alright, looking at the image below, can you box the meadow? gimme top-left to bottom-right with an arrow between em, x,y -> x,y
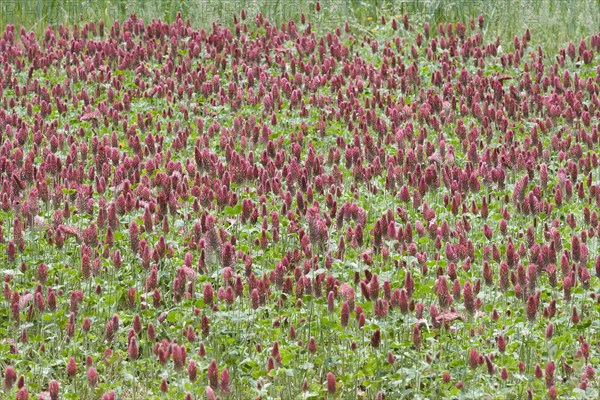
0,1 -> 599,399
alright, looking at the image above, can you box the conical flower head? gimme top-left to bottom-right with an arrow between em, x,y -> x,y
128,336 -> 139,360
207,359 -> 218,389
219,367 -> 231,393
326,372 -> 336,394
66,357 -> 77,378
87,367 -> 98,387
526,295 -> 537,322
48,380 -> 60,400
187,360 -> 197,382
203,282 -> 214,306
3,365 -> 17,389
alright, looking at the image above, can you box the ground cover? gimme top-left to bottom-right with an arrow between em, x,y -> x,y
0,6 -> 599,399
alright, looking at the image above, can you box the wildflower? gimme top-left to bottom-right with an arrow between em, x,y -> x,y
3,365 -> 17,389
81,252 -> 91,279
413,325 -> 422,350
15,387 -> 28,400
251,288 -> 260,309
497,335 -> 506,353
545,323 -> 554,340
87,367 -> 98,387
264,355 -> 275,372
201,316 -> 210,337
358,312 -> 366,329
483,262 -> 493,285
205,386 -> 216,400
526,295 -> 537,322
220,367 -> 231,393
207,359 -> 218,388
435,276 -> 451,309
308,337 -> 317,353
66,357 -> 77,378
128,336 -> 139,360
187,360 -> 197,382
485,356 -> 495,374
11,290 -> 21,322
469,349 -> 479,369
374,299 -> 388,318
128,221 -> 139,254
371,330 -> 381,348
327,291 -> 335,313
6,240 -> 16,263
546,264 -> 557,287
571,306 -> 580,324
203,282 -> 214,306
545,362 -> 555,388
132,314 -> 142,334
171,343 -> 186,371
326,372 -> 336,394
159,377 -> 168,392
585,365 -> 595,380
221,242 -> 236,269
442,372 -> 451,383
388,351 -> 396,365
534,363 -> 543,378
48,380 -> 60,400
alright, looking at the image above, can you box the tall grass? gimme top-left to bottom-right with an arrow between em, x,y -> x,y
389,0 -> 600,54
0,0 -> 598,54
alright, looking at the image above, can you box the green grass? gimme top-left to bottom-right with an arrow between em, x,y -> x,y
0,0 -> 598,55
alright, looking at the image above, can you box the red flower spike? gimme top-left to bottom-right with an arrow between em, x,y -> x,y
87,367 -> 98,387
413,325 -> 422,350
3,365 -> 17,389
66,357 -> 77,378
159,377 -> 168,392
48,380 -> 60,400
207,359 -> 218,388
220,367 -> 231,393
308,337 -> 317,353
187,360 -> 197,382
326,372 -> 336,394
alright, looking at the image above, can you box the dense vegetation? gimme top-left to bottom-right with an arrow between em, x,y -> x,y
0,3 -> 599,399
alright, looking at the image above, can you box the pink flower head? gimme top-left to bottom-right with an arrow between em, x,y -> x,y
128,336 -> 139,360
3,365 -> 17,389
326,372 -> 336,394
463,282 -> 475,314
66,357 -> 77,378
413,325 -> 422,350
308,336 -> 317,353
371,329 -> 381,348
219,367 -> 231,393
15,387 -> 28,400
526,295 -> 537,322
205,386 -> 216,400
48,380 -> 60,400
203,282 -> 214,306
545,362 -> 555,388
87,367 -> 98,387
207,359 -> 218,388
187,360 -> 197,382
469,349 -> 479,369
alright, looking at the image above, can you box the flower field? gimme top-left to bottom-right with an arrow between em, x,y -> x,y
0,6 -> 599,399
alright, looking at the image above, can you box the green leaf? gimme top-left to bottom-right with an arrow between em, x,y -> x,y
225,204 -> 242,215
